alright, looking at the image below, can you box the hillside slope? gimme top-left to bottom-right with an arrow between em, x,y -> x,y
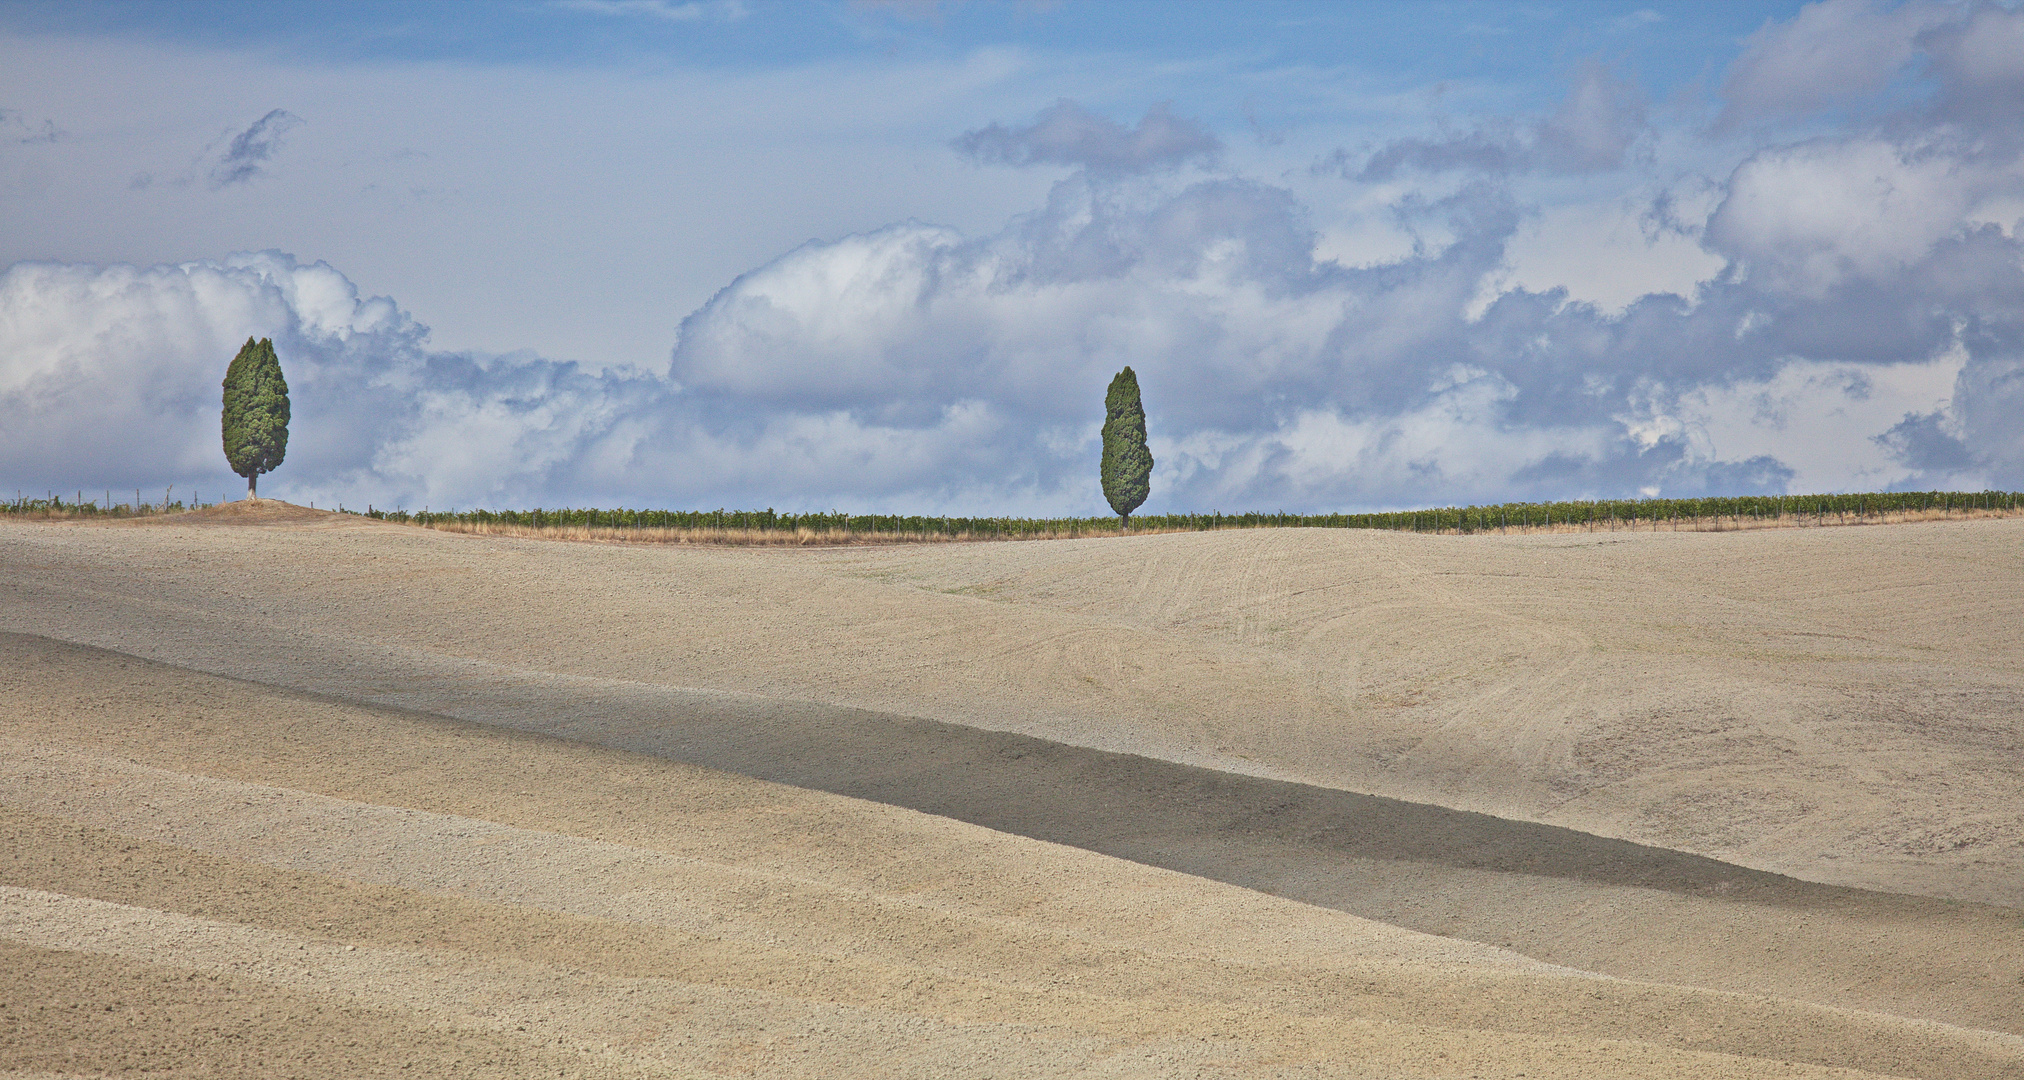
3,632 -> 2019,1079
2,512 -> 2021,1075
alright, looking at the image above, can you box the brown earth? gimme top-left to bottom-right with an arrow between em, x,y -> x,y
1,505 -> 2021,1078
139,497 -> 363,527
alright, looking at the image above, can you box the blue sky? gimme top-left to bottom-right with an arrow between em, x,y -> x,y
0,2 -> 1788,81
2,0 -> 2020,513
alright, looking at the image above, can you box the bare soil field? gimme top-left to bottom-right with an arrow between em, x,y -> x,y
2,504 -> 2021,1078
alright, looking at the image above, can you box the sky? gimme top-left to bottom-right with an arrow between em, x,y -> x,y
2,0 -> 2020,514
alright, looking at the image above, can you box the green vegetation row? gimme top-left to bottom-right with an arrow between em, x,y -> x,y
7,488 -> 2017,535
343,489 -> 2024,537
1,489 -> 213,517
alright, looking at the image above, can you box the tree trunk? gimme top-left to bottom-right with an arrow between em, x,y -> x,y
247,474 -> 257,500
1120,512 -> 1130,531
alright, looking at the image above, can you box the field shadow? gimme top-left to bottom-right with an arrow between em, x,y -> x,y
518,680 -> 1832,908
14,630 -> 2024,1043
0,631 -> 1894,912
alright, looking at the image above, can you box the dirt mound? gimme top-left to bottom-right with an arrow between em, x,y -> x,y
150,499 -> 364,527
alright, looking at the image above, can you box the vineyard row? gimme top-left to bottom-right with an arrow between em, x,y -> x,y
6,489 -> 2020,538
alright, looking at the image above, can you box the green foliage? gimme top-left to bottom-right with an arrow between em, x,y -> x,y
1100,366 -> 1152,523
1,493 -> 202,518
349,489 -> 2024,538
221,337 -> 290,482
9,487 -> 2012,533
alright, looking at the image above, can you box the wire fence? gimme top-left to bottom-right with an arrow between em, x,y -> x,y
0,487 -> 216,519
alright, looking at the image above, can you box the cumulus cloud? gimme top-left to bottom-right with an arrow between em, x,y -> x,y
8,111 -> 2018,511
1707,136 -> 2017,297
1717,0 -> 1942,127
1356,62 -> 1648,180
209,109 -> 302,188
954,100 -> 1220,175
0,253 -> 659,508
1354,128 -> 1521,181
660,65 -> 2023,508
1876,409 -> 1974,473
1920,2 -> 2024,136
1535,62 -> 1650,172
1692,1 -> 2024,493
662,150 -> 2012,510
7,14 -> 2024,515
1716,0 -> 2024,136
1937,315 -> 2024,485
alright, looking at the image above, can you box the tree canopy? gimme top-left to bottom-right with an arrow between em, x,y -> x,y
221,336 -> 289,497
1101,366 -> 1152,526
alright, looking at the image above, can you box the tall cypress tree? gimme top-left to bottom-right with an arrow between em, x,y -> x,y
221,337 -> 290,499
1100,366 -> 1152,529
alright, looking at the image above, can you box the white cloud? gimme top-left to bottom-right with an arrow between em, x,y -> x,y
1353,62 -> 1648,180
660,148 -> 2018,509
1169,370 -> 1617,511
1716,0 -> 1946,128
1928,3 -> 2024,93
1536,62 -> 1650,173
0,253 -> 656,508
0,32 -> 1062,374
954,100 -> 1222,175
1477,194 -> 1727,317
10,80 -> 2019,515
1708,136 -> 2016,297
1636,353 -> 1968,494
4,4 -> 2023,512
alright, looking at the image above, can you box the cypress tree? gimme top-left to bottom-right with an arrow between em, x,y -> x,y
1100,366 -> 1152,529
221,337 -> 290,499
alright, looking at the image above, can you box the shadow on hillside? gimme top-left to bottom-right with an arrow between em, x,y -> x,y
463,671 -> 1833,907
0,632 -> 1896,915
